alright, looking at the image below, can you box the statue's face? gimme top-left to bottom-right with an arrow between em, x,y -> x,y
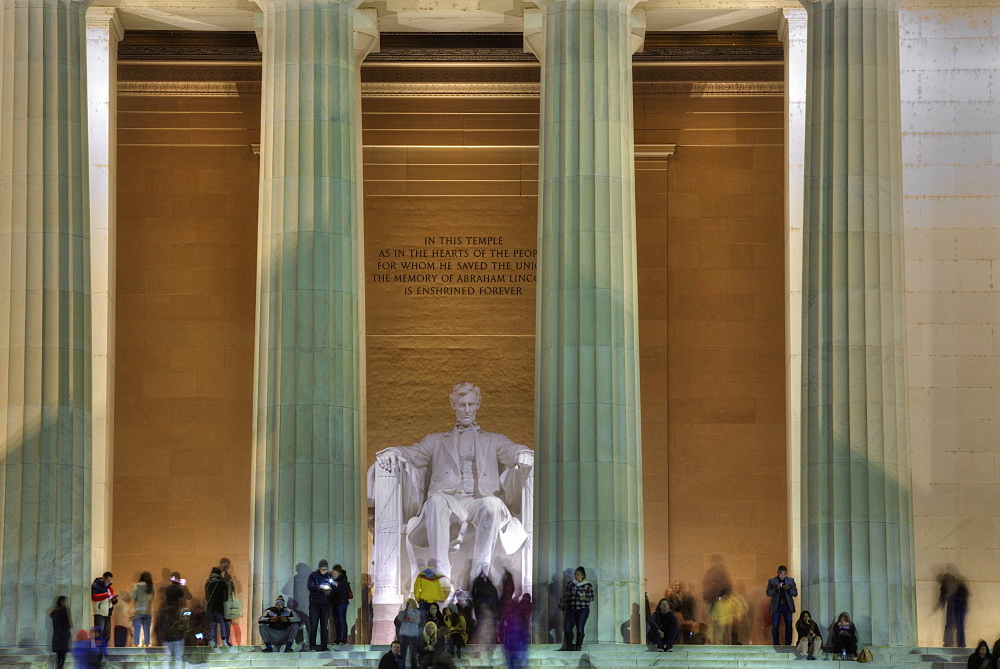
452,392 -> 480,427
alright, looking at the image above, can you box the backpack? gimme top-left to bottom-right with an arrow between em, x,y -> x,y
856,648 -> 873,663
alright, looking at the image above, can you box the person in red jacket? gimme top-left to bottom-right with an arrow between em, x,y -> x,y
91,572 -> 117,644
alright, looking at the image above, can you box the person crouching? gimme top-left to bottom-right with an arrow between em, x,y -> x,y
258,596 -> 302,653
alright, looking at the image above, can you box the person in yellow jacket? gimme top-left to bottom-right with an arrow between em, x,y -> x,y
414,567 -> 450,612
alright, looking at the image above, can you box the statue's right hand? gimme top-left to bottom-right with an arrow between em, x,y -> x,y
376,447 -> 406,472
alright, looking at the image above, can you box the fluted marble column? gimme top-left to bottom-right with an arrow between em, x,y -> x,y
251,0 -> 366,631
800,0 -> 916,646
0,0 -> 93,646
529,0 -> 645,644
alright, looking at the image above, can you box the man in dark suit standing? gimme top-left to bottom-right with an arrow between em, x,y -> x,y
766,565 -> 797,645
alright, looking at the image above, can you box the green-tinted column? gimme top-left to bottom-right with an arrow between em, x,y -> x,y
0,0 -> 93,646
800,0 -> 915,647
532,0 -> 644,645
251,0 -> 362,630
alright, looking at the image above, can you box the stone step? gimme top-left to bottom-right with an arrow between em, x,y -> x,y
0,644 -> 972,669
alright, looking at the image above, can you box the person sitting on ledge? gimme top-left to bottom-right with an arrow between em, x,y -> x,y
258,595 -> 301,653
967,640 -> 993,669
830,612 -> 857,660
647,598 -> 679,652
794,610 -> 822,661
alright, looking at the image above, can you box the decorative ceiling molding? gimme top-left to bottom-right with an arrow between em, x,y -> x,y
118,81 -> 262,96
119,63 -> 262,82
117,30 -> 782,63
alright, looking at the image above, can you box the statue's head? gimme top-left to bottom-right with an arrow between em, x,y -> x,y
449,382 -> 481,427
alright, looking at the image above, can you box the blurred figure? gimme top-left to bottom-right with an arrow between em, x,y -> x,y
765,565 -> 797,646
444,606 -> 467,659
418,621 -> 446,669
72,628 -> 105,669
967,640 -> 993,669
938,564 -> 969,648
307,559 -> 335,651
702,556 -> 732,613
330,564 -> 351,644
218,557 -> 240,641
471,568 -> 499,644
830,612 -> 857,660
380,640 -> 405,669
127,572 -> 154,647
558,566 -> 594,651
90,572 -> 117,644
647,598 -> 679,652
502,594 -> 531,669
794,610 -> 822,660
163,607 -> 191,665
204,567 -> 231,647
157,572 -> 190,646
710,589 -> 747,645
666,581 -> 695,622
258,595 -> 301,653
395,598 -> 424,669
49,596 -> 72,669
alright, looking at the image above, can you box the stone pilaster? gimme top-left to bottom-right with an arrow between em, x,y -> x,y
529,0 -> 645,645
85,3 -> 122,582
0,0 -> 93,645
250,0 -> 368,637
800,0 -> 916,646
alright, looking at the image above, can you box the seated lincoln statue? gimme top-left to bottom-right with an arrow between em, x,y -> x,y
374,382 -> 534,596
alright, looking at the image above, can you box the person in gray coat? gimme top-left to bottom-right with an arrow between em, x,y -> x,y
765,565 -> 797,645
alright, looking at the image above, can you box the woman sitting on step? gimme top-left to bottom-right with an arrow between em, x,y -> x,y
829,612 -> 857,660
794,611 -> 822,660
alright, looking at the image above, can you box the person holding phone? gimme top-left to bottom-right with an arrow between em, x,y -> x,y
307,559 -> 335,651
766,565 -> 798,646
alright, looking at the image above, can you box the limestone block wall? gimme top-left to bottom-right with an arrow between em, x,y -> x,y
635,75 -> 788,641
900,1 -> 1000,647
113,88 -> 259,640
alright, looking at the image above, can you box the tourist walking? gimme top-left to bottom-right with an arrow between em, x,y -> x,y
49,596 -> 72,669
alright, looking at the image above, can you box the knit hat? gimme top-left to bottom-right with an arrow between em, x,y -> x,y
319,559 -> 329,569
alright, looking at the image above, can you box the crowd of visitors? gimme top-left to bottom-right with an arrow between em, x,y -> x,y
47,557 -> 996,668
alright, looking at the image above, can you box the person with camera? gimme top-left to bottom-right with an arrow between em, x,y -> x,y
205,566 -> 232,647
765,565 -> 798,646
307,559 -> 335,651
163,607 -> 192,664
258,595 -> 302,653
91,572 -> 118,644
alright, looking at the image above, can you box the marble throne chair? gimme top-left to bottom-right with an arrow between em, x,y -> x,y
366,459 -> 533,644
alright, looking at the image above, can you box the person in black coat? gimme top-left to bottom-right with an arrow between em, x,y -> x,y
380,640 -> 405,669
647,598 -> 679,651
204,567 -> 231,646
49,596 -> 72,669
830,612 -> 858,659
967,640 -> 993,669
307,559 -> 335,651
331,565 -> 351,644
